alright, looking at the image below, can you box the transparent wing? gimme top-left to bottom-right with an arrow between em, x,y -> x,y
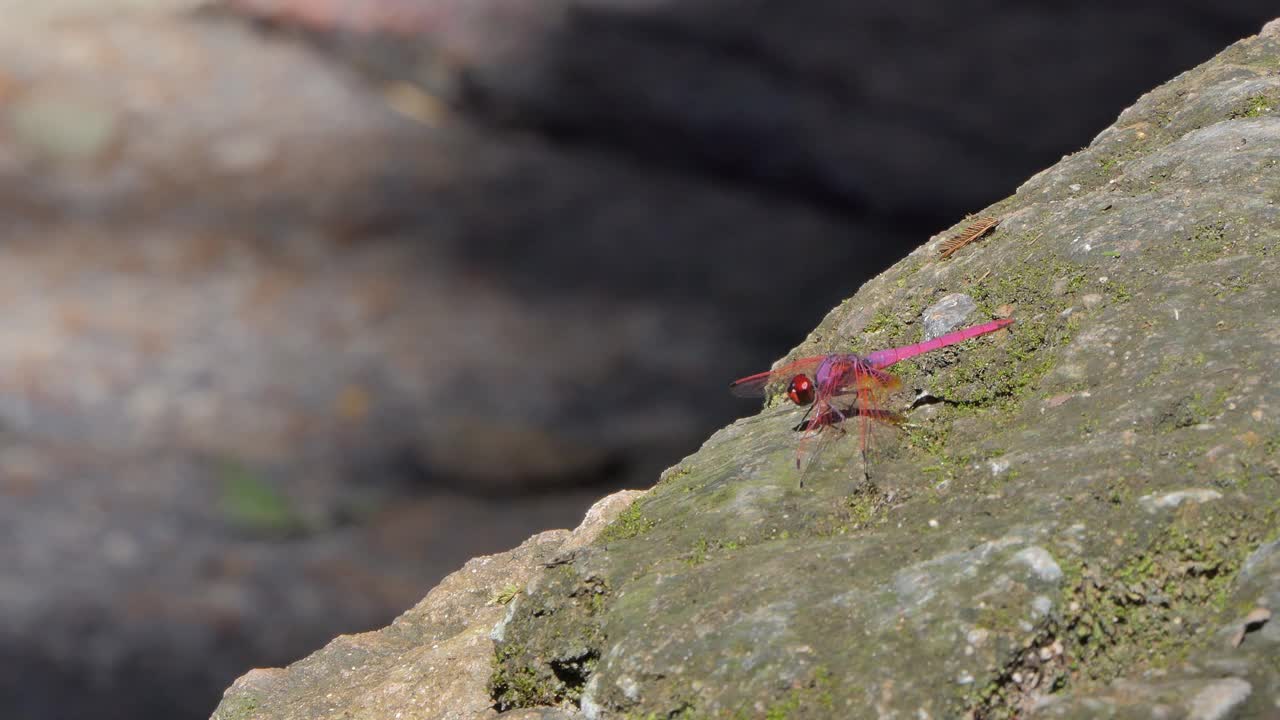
729,356 -> 826,398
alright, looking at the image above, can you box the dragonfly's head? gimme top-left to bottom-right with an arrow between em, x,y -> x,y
787,374 -> 815,406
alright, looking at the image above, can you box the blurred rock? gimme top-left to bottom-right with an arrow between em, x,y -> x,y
6,90 -> 119,161
232,0 -> 1280,219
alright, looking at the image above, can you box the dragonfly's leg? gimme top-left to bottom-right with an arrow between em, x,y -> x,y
830,405 -> 849,435
793,402 -> 817,432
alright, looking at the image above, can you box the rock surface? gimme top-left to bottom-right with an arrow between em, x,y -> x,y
212,490 -> 642,720
214,18 -> 1280,720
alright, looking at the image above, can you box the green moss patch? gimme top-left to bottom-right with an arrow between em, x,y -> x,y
218,462 -> 305,535
1229,92 -> 1274,119
809,481 -> 897,536
946,255 -> 1082,407
210,693 -> 262,720
600,503 -> 657,543
968,501 -> 1273,718
490,567 -> 611,710
1062,506 -> 1266,686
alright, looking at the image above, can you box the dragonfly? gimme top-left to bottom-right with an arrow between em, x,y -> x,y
730,318 -> 1013,484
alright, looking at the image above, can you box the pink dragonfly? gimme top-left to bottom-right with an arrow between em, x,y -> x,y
730,318 -> 1013,484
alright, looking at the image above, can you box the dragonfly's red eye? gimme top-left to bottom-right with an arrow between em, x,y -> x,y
787,375 -> 815,405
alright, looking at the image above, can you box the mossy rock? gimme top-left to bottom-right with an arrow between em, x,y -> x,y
493,22 -> 1280,719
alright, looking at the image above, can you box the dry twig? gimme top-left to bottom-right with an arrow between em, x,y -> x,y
940,216 -> 1001,259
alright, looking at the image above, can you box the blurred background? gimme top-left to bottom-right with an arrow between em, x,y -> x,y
0,1 -> 1274,718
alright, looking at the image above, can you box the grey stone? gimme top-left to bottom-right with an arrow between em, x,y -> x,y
1138,488 -> 1225,512
922,293 -> 979,340
1186,678 -> 1252,720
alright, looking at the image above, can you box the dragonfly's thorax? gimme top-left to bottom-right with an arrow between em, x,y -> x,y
814,354 -> 874,392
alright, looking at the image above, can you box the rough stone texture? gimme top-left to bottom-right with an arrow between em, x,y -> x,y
214,19 -> 1280,720
211,490 -> 641,720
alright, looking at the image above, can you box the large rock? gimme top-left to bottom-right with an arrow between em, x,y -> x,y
214,19 -> 1280,720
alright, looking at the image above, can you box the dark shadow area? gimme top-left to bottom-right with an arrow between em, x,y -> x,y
0,2 -> 1276,718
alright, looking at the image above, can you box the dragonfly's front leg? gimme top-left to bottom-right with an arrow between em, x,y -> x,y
792,402 -> 818,432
